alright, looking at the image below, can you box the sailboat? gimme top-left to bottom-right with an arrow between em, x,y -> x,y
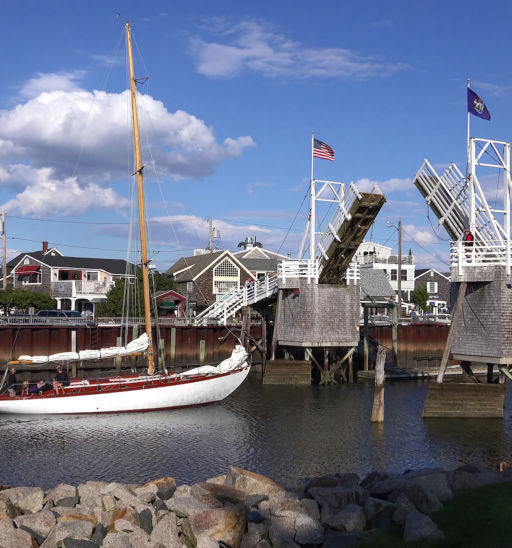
0,22 -> 250,414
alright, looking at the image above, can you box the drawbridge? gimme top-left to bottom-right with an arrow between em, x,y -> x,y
196,179 -> 385,325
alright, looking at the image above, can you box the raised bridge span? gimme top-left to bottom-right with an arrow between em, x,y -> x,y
195,183 -> 386,325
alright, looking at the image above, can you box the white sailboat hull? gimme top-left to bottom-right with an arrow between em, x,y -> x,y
0,365 -> 250,415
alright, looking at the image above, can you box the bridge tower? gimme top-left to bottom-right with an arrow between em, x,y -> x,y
414,137 -> 512,416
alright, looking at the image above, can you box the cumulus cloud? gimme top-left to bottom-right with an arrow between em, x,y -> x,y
0,75 -> 255,216
189,19 -> 408,79
0,165 -> 129,217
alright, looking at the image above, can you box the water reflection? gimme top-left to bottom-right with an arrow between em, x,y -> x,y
1,375 -> 512,490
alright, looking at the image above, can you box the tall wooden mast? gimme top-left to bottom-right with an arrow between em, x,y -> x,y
125,21 -> 155,374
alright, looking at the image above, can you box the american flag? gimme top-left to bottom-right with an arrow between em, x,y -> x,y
313,138 -> 335,161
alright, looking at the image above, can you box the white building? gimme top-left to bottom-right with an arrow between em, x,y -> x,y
354,242 -> 416,306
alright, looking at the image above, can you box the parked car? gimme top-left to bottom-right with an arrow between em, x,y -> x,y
36,310 -> 83,318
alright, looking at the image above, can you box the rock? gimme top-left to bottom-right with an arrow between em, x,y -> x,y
139,507 -> 153,534
192,481 -> 246,505
299,497 -> 320,520
403,469 -> 454,502
245,494 -> 268,508
44,483 -> 77,505
157,486 -> 176,501
57,510 -> 98,527
391,493 -> 417,526
133,484 -> 158,504
167,493 -> 220,518
0,516 -> 37,547
241,522 -> 271,548
247,510 -> 265,523
101,531 -> 132,547
0,497 -> 19,519
225,466 -> 286,498
143,476 -> 176,491
188,503 -> 247,548
57,496 -> 81,507
305,473 -> 359,494
43,519 -> 95,546
267,519 -> 300,547
15,509 -> 56,540
114,518 -> 137,533
91,523 -> 107,545
322,503 -> 366,533
388,483 -> 443,513
307,485 -> 368,513
1,486 -> 44,513
364,496 -> 395,529
174,484 -> 191,497
77,484 -> 101,510
294,513 -> 324,544
206,474 -> 227,485
107,502 -> 140,532
154,499 -> 168,512
62,540 -> 99,548
448,468 -> 503,492
360,471 -> 389,490
403,510 -> 445,542
195,534 -> 220,548
150,512 -> 181,547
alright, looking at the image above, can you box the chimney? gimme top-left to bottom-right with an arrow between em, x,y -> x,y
42,241 -> 48,253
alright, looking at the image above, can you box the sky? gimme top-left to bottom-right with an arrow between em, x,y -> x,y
1,0 -> 512,273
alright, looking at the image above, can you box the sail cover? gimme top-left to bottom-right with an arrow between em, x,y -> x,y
16,334 -> 150,364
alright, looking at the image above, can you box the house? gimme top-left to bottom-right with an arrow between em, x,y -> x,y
154,289 -> 187,318
166,250 -> 255,313
232,236 -> 290,280
414,268 -> 451,314
6,241 -> 135,314
354,241 -> 416,307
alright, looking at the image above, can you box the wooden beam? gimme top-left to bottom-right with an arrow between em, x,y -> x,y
437,281 -> 467,384
270,289 -> 283,361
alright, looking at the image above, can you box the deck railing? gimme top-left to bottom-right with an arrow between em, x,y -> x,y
451,240 -> 512,275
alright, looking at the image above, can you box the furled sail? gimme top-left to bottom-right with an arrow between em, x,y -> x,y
15,334 -> 150,364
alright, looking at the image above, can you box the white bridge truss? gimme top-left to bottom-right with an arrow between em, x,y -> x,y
414,137 -> 512,275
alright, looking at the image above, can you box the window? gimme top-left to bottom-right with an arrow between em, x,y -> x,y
390,269 -> 397,281
401,269 -> 407,281
213,258 -> 240,294
427,281 -> 438,293
20,272 -> 41,285
86,271 -> 99,281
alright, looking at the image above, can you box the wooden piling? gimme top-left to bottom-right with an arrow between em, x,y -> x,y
199,340 -> 206,364
71,330 -> 77,378
371,345 -> 386,423
170,328 -> 176,364
270,289 -> 283,361
391,305 -> 398,366
363,306 -> 369,371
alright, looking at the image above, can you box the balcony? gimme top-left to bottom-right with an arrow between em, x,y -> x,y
51,280 -> 114,298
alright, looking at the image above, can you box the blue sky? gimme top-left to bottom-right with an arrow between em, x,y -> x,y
1,0 -> 512,272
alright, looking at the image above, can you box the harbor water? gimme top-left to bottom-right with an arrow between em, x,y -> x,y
1,373 -> 512,490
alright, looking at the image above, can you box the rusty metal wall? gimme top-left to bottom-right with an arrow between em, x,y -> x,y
369,324 -> 449,369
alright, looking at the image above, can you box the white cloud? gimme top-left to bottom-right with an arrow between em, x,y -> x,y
190,19 -> 408,79
356,177 -> 413,194
246,182 -> 273,195
19,71 -> 85,100
0,165 -> 129,217
0,87 -> 255,182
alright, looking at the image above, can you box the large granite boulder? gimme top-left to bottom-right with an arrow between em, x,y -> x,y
1,486 -> 44,514
225,467 -> 286,498
403,510 -> 445,542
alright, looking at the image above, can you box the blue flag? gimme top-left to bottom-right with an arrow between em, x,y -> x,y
467,88 -> 491,120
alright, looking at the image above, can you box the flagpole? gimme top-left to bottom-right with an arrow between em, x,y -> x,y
310,131 -> 315,260
466,78 -> 471,169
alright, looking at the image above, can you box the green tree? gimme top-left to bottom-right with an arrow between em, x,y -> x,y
0,288 -> 56,315
96,271 -> 176,317
410,285 -> 430,314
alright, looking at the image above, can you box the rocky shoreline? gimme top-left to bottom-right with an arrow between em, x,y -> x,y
0,463 -> 511,547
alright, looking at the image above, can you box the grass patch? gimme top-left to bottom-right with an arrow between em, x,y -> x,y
358,481 -> 512,547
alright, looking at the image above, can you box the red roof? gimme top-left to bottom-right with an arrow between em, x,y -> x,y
16,265 -> 41,275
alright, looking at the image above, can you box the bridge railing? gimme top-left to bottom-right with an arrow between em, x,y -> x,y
451,240 -> 512,275
316,182 -> 362,261
278,259 -> 319,283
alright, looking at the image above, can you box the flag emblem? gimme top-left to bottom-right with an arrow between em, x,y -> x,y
313,138 -> 335,161
467,87 -> 491,120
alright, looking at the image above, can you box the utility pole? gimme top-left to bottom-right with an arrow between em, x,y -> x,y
397,219 -> 402,318
208,219 -> 213,252
2,212 -> 6,289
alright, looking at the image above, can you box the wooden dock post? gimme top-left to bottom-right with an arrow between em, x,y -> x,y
391,305 -> 398,366
371,345 -> 386,423
199,340 -> 206,364
70,330 -> 77,378
363,306 -> 369,371
270,289 -> 283,361
437,282 -> 467,384
170,327 -> 176,364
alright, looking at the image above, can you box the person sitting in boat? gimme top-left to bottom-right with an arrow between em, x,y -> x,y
37,378 -> 53,394
55,365 -> 70,387
21,380 -> 29,396
27,382 -> 40,395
